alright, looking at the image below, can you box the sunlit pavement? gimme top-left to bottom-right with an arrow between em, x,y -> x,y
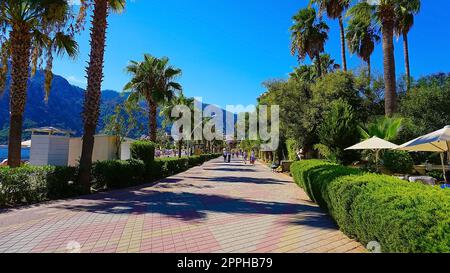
0,158 -> 366,253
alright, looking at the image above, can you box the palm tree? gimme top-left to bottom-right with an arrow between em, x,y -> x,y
290,7 -> 329,77
359,116 -> 403,141
124,54 -> 182,142
394,0 -> 421,92
0,0 -> 78,167
77,0 -> 125,192
346,4 -> 381,82
310,0 -> 350,71
160,94 -> 195,158
350,0 -> 401,117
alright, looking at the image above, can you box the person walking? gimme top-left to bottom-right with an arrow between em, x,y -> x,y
243,151 -> 248,164
223,149 -> 227,162
250,150 -> 256,165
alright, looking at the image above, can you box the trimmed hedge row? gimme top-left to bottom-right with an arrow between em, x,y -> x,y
291,160 -> 450,253
93,154 -> 221,190
0,153 -> 221,207
0,166 -> 82,206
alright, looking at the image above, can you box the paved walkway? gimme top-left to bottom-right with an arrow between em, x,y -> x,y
0,158 -> 365,253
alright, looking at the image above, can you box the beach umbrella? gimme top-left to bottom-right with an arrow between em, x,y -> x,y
345,136 -> 399,167
397,125 -> 450,182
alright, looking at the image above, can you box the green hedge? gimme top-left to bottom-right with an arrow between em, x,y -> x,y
291,160 -> 450,253
130,140 -> 156,163
1,153 -> 221,208
0,166 -> 82,207
92,154 -> 221,190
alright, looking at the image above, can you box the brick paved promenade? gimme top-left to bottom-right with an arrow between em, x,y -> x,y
0,158 -> 365,253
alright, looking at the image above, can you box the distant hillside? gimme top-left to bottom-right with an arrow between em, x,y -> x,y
0,71 -> 151,144
0,71 -> 234,144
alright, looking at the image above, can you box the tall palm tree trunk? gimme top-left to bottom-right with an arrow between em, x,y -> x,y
403,32 -> 411,92
381,20 -> 397,117
8,23 -> 31,168
78,0 -> 109,193
367,58 -> 371,86
338,16 -> 347,72
149,99 -> 157,142
315,53 -> 322,77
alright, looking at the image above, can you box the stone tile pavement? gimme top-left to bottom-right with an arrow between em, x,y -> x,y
0,158 -> 366,253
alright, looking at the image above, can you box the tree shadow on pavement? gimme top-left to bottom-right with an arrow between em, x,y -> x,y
51,187 -> 326,227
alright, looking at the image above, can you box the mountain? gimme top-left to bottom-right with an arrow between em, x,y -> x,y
0,71 -> 235,144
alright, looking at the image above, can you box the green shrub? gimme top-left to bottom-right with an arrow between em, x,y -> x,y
291,160 -> 450,253
286,139 -> 299,161
130,141 -> 156,163
0,166 -> 81,207
0,153 -> 222,207
382,150 -> 414,174
46,166 -> 83,199
92,159 -> 146,190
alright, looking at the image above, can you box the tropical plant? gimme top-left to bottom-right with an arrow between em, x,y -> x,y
350,0 -> 403,116
0,0 -> 79,167
160,94 -> 195,158
359,116 -> 403,141
77,0 -> 126,192
394,0 -> 421,92
290,7 -> 329,77
103,100 -> 141,159
346,4 -> 380,82
310,0 -> 350,71
290,54 -> 339,83
317,99 -> 360,164
124,54 -> 182,143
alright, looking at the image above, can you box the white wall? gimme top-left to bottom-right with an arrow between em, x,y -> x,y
68,135 -> 133,166
120,140 -> 132,160
30,135 -> 70,166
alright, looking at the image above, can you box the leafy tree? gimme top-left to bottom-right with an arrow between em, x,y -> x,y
0,0 -> 78,167
399,73 -> 450,136
78,0 -> 126,192
290,7 -> 329,77
103,100 -> 141,158
290,54 -> 340,83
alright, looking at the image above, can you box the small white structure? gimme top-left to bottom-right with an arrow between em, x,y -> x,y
68,135 -> 135,166
28,127 -> 73,166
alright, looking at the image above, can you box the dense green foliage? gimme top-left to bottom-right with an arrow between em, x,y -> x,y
0,154 -> 221,207
400,73 -> 450,138
93,159 -> 146,190
130,140 -> 156,164
291,160 -> 450,253
382,150 -> 414,174
0,165 -> 82,207
317,99 -> 360,163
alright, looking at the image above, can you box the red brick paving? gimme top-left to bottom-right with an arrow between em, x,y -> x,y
0,158 -> 366,253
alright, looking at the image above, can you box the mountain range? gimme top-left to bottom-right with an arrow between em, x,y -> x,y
0,71 -> 233,144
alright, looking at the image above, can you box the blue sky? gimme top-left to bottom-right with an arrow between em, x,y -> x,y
55,0 -> 450,108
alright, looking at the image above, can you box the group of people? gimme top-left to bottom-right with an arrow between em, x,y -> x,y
222,149 -> 256,165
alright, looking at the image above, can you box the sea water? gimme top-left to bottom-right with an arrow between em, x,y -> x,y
0,146 -> 30,161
